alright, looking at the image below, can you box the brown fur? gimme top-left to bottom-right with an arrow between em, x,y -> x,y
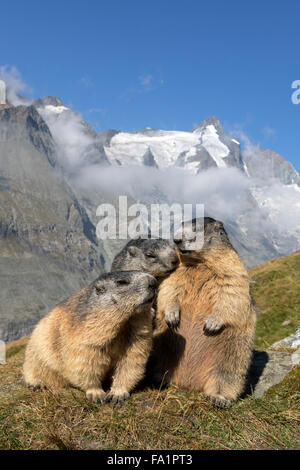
149,218 -> 257,408
111,237 -> 179,321
23,271 -> 156,403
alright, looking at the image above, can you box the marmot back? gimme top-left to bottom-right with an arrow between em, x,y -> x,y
149,217 -> 257,408
23,271 -> 157,404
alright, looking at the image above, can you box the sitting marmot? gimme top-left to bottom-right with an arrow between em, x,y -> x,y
149,217 -> 257,408
23,271 -> 157,404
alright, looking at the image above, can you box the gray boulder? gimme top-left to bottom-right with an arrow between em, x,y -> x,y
246,328 -> 300,398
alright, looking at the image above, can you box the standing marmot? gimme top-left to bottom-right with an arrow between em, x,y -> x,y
23,271 -> 157,404
149,217 -> 257,408
111,238 -> 179,279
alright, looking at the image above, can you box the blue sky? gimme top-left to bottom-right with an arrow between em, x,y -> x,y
1,0 -> 300,171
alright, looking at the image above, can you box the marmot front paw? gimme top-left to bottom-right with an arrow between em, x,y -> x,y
206,394 -> 232,408
203,315 -> 225,334
165,310 -> 180,328
86,388 -> 106,404
105,390 -> 130,404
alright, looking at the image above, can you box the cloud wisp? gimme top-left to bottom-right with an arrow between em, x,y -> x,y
0,65 -> 32,106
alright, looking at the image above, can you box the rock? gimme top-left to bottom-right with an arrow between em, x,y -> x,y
245,328 -> 300,398
246,350 -> 295,398
142,147 -> 158,168
243,148 -> 300,187
270,327 -> 300,349
291,349 -> 300,366
281,320 -> 291,326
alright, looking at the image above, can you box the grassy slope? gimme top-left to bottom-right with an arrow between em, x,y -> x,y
250,250 -> 300,349
0,253 -> 299,450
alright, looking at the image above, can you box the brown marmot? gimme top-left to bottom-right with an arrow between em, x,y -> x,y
111,237 -> 179,279
149,217 -> 257,408
111,237 -> 179,319
23,271 -> 157,404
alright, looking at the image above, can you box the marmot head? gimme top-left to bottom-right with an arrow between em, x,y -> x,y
79,271 -> 157,317
111,238 -> 179,278
174,217 -> 231,264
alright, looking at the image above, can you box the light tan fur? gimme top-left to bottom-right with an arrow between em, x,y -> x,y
23,271 -> 156,403
150,223 -> 257,408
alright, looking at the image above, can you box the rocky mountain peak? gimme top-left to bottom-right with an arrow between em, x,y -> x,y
243,147 -> 300,187
0,104 -> 57,167
191,115 -> 224,135
34,96 -> 64,108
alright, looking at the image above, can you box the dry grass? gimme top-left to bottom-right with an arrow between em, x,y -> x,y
0,338 -> 299,450
1,252 -> 300,450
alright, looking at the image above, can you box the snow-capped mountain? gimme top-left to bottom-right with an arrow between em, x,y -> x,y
1,93 -> 300,341
35,98 -> 299,186
33,96 -> 300,267
34,100 -> 246,174
102,115 -> 245,174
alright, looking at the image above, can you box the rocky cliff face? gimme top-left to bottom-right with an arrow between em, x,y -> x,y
243,148 -> 300,187
0,105 -> 106,341
34,97 -> 110,171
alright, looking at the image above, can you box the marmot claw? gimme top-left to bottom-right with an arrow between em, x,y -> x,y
206,394 -> 232,408
165,310 -> 180,328
203,315 -> 224,334
86,388 -> 106,404
105,391 -> 130,404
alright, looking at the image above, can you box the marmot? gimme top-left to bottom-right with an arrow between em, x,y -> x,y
149,217 -> 257,408
111,237 -> 179,319
23,271 -> 157,404
111,237 -> 179,279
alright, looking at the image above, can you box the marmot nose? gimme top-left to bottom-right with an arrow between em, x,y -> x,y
147,276 -> 157,289
171,257 -> 178,266
174,238 -> 181,245
214,221 -> 223,230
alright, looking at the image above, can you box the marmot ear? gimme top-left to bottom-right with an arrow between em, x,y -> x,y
128,246 -> 139,257
94,283 -> 106,295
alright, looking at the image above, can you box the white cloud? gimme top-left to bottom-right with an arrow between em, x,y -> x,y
122,74 -> 164,100
139,74 -> 153,87
37,106 -> 97,170
79,76 -> 93,88
262,126 -> 276,139
0,65 -> 32,106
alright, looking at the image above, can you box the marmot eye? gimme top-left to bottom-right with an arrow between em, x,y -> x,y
146,253 -> 156,258
116,279 -> 130,286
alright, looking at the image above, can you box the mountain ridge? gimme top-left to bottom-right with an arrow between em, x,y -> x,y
0,104 -> 107,341
0,93 -> 300,341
